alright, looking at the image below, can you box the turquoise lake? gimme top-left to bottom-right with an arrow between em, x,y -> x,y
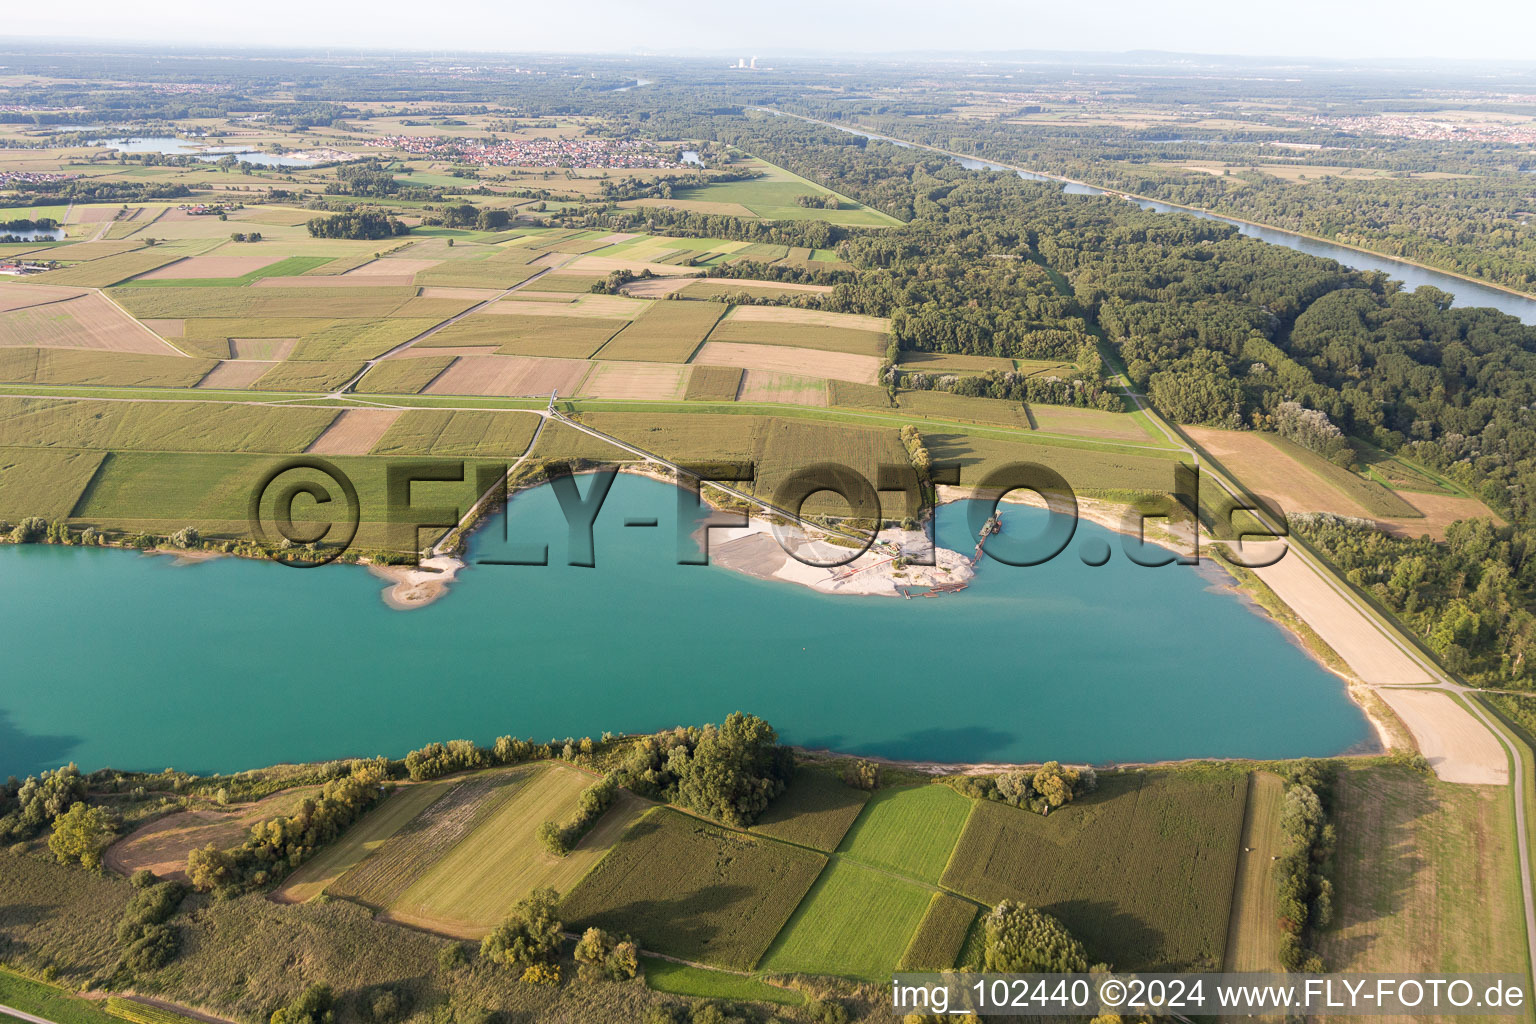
0,474 -> 1372,778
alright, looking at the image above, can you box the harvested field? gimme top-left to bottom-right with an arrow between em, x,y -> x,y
567,255 -> 704,277
503,291 -> 577,303
683,365 -> 744,402
761,860 -> 931,981
593,301 -> 724,362
1379,490 -> 1502,541
0,293 -> 180,354
419,286 -> 502,301
899,350 -> 1018,374
1318,765 -> 1523,1001
620,277 -> 694,298
275,781 -> 455,904
421,355 -> 588,397
354,356 -> 455,394
306,409 -> 405,455
138,254 -> 285,280
723,305 -> 888,333
345,258 -> 441,277
70,206 -> 120,223
387,765 -> 647,939
580,360 -> 689,400
329,770 -> 527,910
253,274 -> 417,289
249,360 -> 364,392
0,448 -> 106,518
1030,404 -> 1149,441
681,279 -> 833,300
898,893 -> 979,971
692,341 -> 880,384
485,294 -> 650,319
1223,771 -> 1284,971
141,318 -> 184,339
737,369 -> 828,406
837,786 -> 972,883
229,338 -> 296,360
750,768 -> 870,852
707,319 -> 887,357
0,283 -> 88,313
370,409 -> 540,458
1187,428 -> 1423,523
0,348 -> 214,388
941,769 -> 1248,971
195,360 -> 278,389
1376,689 -> 1507,785
104,787 -> 321,882
1242,540 -> 1432,685
560,807 -> 826,971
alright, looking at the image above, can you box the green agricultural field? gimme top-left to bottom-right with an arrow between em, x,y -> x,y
683,364 -> 744,401
941,768 -> 1248,971
532,413 -> 765,467
835,785 -> 972,883
681,281 -> 814,300
0,348 -> 216,389
897,390 -> 1032,429
290,319 -> 440,361
899,351 -> 1020,375
370,409 -> 540,457
707,318 -> 888,357
182,317 -> 336,340
897,892 -> 979,971
754,417 -> 917,520
0,396 -> 335,453
0,968 -> 120,1024
924,432 -> 1182,498
669,156 -> 900,227
750,767 -> 871,851
390,296 -> 483,320
249,360 -> 364,392
275,781 -> 456,903
560,807 -> 826,971
761,859 -> 932,981
66,451 -> 500,550
640,960 -> 802,1007
389,764 -> 647,938
0,448 -> 105,519
595,302 -> 723,362
415,261 -> 543,290
354,356 -> 455,394
330,770 -> 528,910
110,286 -> 415,319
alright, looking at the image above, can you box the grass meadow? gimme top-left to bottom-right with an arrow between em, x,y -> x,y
640,960 -> 803,1006
0,448 -> 106,518
760,860 -> 932,981
835,785 -> 973,883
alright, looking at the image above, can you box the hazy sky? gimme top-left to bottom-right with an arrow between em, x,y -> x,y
7,0 -> 1536,63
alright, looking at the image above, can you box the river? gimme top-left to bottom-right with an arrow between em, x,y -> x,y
761,109 -> 1536,325
0,474 -> 1372,779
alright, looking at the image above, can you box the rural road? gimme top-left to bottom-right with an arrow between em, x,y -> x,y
0,1006 -> 62,1024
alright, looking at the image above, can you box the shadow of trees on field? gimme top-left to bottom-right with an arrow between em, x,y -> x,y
580,883 -> 755,962
1044,899 -> 1165,972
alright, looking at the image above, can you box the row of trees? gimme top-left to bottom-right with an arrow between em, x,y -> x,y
897,366 -> 1123,412
537,773 -> 619,856
1274,760 -> 1336,972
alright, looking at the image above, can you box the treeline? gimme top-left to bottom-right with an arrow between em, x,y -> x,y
897,364 -> 1122,412
610,712 -> 794,827
949,761 -> 1097,814
1293,513 -> 1536,685
537,773 -> 618,856
186,759 -> 388,891
1275,760 -> 1336,972
0,180 -> 192,208
306,211 -> 410,240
